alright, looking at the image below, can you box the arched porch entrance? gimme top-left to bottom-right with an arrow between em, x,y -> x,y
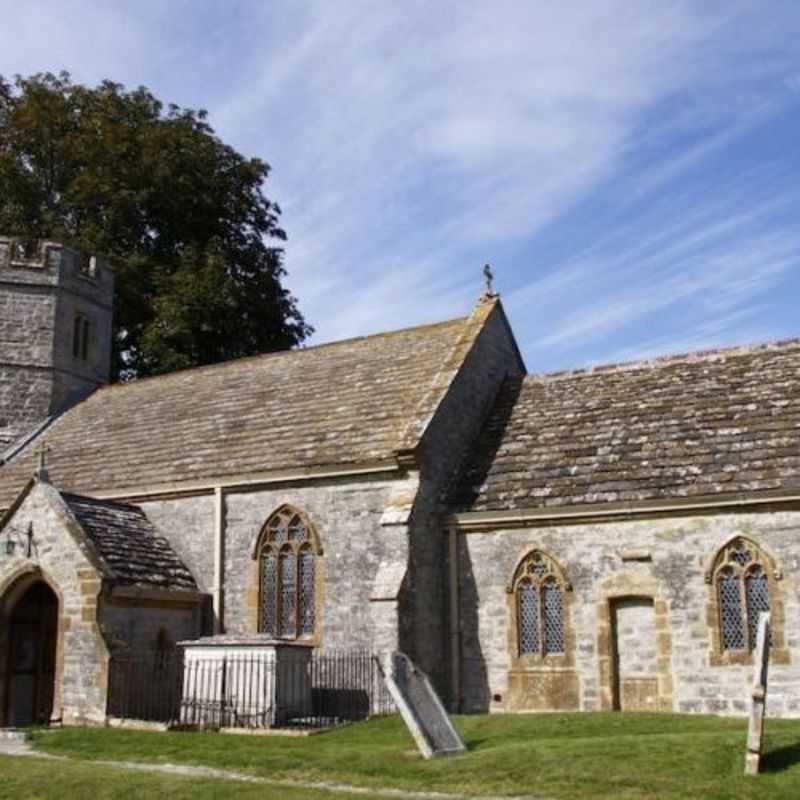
4,581 -> 58,726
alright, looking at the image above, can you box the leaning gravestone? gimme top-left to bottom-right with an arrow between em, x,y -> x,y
382,651 -> 466,759
745,612 -> 771,775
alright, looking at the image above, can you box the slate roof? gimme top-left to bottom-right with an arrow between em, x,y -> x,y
0,314 -> 477,507
452,339 -> 800,513
60,492 -> 197,590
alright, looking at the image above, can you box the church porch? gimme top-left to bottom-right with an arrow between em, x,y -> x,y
0,476 -> 204,726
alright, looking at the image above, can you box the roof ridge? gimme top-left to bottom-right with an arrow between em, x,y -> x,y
529,336 -> 800,383
100,314 -> 469,392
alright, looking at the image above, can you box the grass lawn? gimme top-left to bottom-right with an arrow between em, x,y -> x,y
23,712 -> 800,799
0,754 -> 366,799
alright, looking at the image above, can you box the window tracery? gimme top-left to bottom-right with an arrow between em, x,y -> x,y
713,538 -> 772,652
257,507 -> 319,639
512,550 -> 567,657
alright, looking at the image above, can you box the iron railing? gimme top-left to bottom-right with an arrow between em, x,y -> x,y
107,648 -> 394,729
106,651 -> 182,723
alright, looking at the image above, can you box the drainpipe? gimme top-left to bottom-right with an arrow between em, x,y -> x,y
212,487 -> 225,633
448,527 -> 461,712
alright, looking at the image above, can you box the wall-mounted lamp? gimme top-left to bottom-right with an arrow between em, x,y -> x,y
3,522 -> 34,558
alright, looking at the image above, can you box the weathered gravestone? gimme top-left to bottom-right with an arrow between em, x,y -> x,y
382,651 -> 466,759
745,611 -> 771,775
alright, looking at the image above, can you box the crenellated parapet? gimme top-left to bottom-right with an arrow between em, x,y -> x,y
0,235 -> 114,453
0,237 -> 113,297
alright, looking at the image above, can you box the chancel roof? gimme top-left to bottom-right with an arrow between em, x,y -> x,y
0,314 -> 476,506
452,339 -> 800,514
61,492 -> 197,590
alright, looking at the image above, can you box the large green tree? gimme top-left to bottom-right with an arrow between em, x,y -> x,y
0,72 -> 312,378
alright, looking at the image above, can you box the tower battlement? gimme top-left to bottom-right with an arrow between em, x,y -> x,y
0,235 -> 114,453
0,236 -> 114,289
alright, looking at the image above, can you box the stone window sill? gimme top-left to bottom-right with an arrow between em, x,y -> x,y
512,653 -> 573,670
710,646 -> 790,667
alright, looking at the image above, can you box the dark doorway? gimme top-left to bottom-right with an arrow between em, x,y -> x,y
5,581 -> 58,726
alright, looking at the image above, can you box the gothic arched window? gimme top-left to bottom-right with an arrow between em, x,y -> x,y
512,550 -> 568,657
256,507 -> 320,639
713,538 -> 772,652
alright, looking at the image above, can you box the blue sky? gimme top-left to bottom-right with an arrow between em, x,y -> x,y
3,1 -> 800,372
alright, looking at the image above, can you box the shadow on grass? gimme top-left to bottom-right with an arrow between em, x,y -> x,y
464,737 -> 490,752
762,742 -> 800,773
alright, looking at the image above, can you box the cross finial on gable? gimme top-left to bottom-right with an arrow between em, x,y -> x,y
33,440 -> 51,482
482,263 -> 498,299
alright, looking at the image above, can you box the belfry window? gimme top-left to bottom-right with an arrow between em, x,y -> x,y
714,538 -> 772,651
257,506 -> 319,639
72,313 -> 91,360
13,239 -> 39,261
513,550 -> 566,657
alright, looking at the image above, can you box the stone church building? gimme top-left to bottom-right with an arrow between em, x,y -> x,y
1,236 -> 799,726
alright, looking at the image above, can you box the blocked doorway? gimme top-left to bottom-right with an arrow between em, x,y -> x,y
4,581 -> 58,726
611,597 -> 659,712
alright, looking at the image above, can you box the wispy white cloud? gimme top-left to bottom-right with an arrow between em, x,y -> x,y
520,189 -> 800,363
206,1 -> 800,346
626,100 -> 782,200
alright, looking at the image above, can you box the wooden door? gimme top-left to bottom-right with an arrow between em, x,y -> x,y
6,582 -> 58,726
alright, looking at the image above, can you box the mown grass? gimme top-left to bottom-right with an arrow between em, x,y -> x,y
0,754 -> 365,800
25,712 -> 800,799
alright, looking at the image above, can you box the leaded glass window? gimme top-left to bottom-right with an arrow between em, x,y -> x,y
279,548 -> 297,637
513,551 -> 567,657
718,567 -> 745,650
260,550 -> 277,634
542,579 -> 564,654
257,507 -> 319,639
518,583 -> 539,655
745,566 -> 770,648
714,538 -> 772,652
298,546 -> 315,636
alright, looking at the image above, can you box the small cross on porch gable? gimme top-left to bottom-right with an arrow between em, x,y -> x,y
33,441 -> 52,481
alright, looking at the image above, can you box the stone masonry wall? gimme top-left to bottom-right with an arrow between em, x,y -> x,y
0,483 -> 111,724
138,495 -> 217,595
408,301 -> 524,698
459,508 -> 800,717
0,367 -> 54,448
103,602 -> 202,653
139,474 -> 405,652
224,476 -> 399,649
0,283 -> 57,368
0,284 -> 57,447
0,238 -> 113,450
52,268 -> 114,402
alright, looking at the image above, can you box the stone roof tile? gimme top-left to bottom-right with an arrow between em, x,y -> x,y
452,338 -> 800,513
60,492 -> 197,590
0,315 -> 472,505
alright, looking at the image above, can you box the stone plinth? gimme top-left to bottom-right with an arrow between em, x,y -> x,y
179,635 -> 313,728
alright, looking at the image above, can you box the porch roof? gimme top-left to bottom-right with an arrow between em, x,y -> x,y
60,492 -> 197,591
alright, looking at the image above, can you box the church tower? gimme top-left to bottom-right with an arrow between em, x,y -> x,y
0,236 -> 113,451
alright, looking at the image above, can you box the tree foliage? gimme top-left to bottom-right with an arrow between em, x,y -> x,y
0,72 -> 312,378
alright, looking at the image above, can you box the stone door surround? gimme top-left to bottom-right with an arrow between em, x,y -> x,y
597,574 -> 674,712
0,566 -> 65,726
